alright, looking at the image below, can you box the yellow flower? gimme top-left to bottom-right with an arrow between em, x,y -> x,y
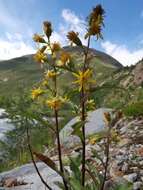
73,69 -> 95,91
46,96 -> 67,110
43,21 -> 52,39
41,80 -> 48,87
45,70 -> 57,79
67,31 -> 82,46
34,51 -> 48,63
89,137 -> 96,145
57,51 -> 71,66
31,87 -> 44,100
33,34 -> 46,43
51,42 -> 61,52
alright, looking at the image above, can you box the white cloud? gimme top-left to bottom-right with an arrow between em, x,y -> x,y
0,33 -> 35,60
101,41 -> 143,66
0,8 -> 86,60
51,9 -> 87,45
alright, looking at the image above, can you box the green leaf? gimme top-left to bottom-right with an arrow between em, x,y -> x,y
88,129 -> 108,142
113,182 -> 133,190
71,120 -> 86,141
69,156 -> 81,182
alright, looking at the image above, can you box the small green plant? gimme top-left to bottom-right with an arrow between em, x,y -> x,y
123,101 -> 143,117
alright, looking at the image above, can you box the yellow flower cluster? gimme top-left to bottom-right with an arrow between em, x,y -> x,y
34,51 -> 48,63
45,70 -> 57,79
89,137 -> 97,145
57,51 -> 71,66
46,96 -> 67,110
41,80 -> 48,87
31,87 -> 44,100
73,69 -> 95,91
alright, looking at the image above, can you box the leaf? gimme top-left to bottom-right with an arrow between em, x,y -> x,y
69,156 -> 81,182
33,152 -> 57,171
88,129 -> 108,143
113,182 -> 132,190
71,121 -> 83,141
70,177 -> 85,190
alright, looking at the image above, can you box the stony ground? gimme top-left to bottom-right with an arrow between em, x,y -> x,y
84,117 -> 143,190
0,116 -> 143,190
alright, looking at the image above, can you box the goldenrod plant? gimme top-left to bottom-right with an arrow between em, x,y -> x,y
28,4 -> 132,190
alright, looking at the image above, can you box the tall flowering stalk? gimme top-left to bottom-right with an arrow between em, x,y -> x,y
67,5 -> 105,186
30,4 -> 105,189
32,22 -> 70,190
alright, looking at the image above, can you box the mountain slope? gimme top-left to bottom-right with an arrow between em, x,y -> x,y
0,47 -> 122,97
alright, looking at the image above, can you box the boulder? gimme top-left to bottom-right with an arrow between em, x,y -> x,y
60,108 -> 112,148
0,162 -> 61,190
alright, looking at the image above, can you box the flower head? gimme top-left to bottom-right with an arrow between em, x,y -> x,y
57,51 -> 71,66
31,87 -> 44,100
33,34 -> 46,43
43,21 -> 52,39
45,70 -> 57,79
41,80 -> 48,87
46,96 -> 67,110
51,42 -> 61,52
89,137 -> 96,145
89,5 -> 105,24
86,4 -> 105,39
67,31 -> 82,46
34,51 -> 48,63
73,69 -> 95,91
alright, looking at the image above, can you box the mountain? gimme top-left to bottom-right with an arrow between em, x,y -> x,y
0,46 -> 142,109
0,47 -> 122,96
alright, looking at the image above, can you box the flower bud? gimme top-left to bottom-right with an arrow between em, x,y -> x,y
67,31 -> 82,46
33,34 -> 46,43
43,21 -> 52,39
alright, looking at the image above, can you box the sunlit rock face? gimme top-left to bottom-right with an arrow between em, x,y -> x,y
60,108 -> 112,148
133,62 -> 143,85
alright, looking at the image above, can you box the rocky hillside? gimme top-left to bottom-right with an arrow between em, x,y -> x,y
0,46 -> 142,109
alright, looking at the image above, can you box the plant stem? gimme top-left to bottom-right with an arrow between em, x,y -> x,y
26,119 -> 53,190
54,109 -> 68,190
81,36 -> 91,187
53,67 -> 69,190
100,126 -> 111,190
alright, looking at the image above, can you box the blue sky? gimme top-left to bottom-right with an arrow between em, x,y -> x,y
0,0 -> 143,65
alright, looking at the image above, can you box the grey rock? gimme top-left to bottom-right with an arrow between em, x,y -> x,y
133,181 -> 142,190
120,126 -> 127,134
60,108 -> 112,148
0,162 -> 61,190
122,162 -> 129,173
123,173 -> 138,182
